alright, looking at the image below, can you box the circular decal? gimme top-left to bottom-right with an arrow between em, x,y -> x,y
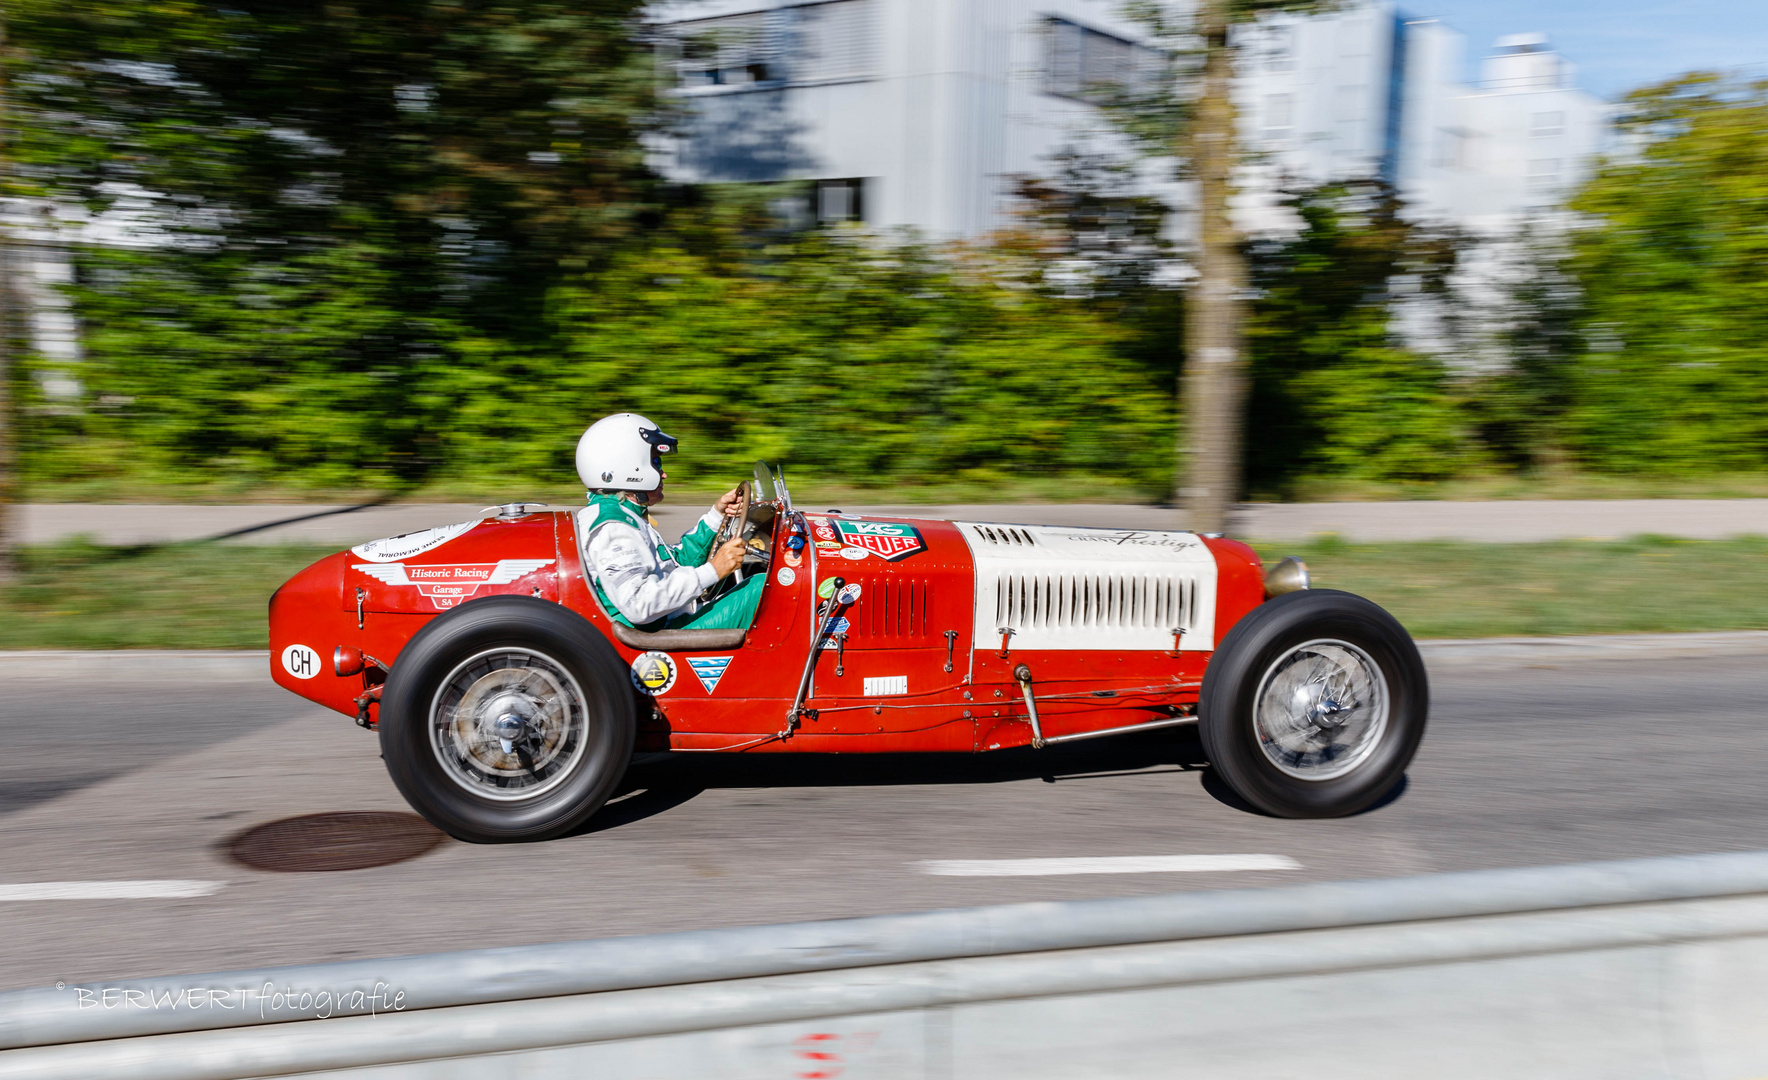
629,651 -> 677,695
840,546 -> 871,560
281,643 -> 321,680
350,520 -> 479,563
775,567 -> 796,586
817,577 -> 839,600
837,582 -> 863,605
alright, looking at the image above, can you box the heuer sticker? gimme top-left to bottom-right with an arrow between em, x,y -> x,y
687,656 -> 732,694
281,643 -> 320,680
630,651 -> 677,695
835,519 -> 926,561
351,520 -> 479,563
352,559 -> 553,609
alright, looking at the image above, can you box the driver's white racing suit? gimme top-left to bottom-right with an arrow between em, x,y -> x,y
579,493 -> 725,628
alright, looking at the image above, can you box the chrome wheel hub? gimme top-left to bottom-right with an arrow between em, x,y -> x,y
1252,639 -> 1388,781
429,649 -> 589,801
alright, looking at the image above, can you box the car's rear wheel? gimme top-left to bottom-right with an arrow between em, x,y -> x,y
1199,589 -> 1427,818
379,596 -> 635,843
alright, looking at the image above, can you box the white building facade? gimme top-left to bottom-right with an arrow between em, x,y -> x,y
651,0 -> 1610,238
1237,13 -> 1609,233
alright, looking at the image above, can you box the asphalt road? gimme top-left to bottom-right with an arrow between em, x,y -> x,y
1,650 -> 1765,991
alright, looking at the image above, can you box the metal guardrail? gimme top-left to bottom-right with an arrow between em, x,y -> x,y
6,851 -> 1768,1078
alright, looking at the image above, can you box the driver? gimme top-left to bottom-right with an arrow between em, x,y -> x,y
575,413 -> 765,631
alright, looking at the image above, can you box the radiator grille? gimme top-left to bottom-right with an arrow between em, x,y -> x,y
994,573 -> 1196,634
862,577 -> 931,640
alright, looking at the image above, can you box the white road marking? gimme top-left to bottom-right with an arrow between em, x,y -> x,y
0,880 -> 224,901
918,855 -> 1302,877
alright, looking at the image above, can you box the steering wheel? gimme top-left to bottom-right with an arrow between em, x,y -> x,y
715,481 -> 752,586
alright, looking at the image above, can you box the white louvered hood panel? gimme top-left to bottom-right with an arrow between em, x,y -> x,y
955,523 -> 1218,652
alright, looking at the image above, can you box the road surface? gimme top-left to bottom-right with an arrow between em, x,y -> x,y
1,649 -> 1763,991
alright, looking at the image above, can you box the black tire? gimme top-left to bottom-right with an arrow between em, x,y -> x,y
378,596 -> 635,843
1199,589 -> 1427,818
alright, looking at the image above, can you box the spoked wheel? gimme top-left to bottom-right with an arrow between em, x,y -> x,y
380,596 -> 635,843
1200,590 -> 1427,818
1252,639 -> 1389,781
429,648 -> 590,803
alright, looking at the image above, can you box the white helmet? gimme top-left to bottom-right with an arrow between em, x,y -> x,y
575,413 -> 678,493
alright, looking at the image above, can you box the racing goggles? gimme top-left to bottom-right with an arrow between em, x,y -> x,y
640,426 -> 678,469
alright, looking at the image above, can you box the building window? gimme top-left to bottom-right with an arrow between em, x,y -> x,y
669,11 -> 775,87
1263,23 -> 1294,73
1263,93 -> 1294,140
790,0 -> 878,82
1527,158 -> 1562,190
815,178 -> 866,223
1044,18 -> 1155,105
663,1 -> 876,90
1530,110 -> 1565,138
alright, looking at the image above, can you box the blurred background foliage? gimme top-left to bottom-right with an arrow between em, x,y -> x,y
6,2 -> 1768,501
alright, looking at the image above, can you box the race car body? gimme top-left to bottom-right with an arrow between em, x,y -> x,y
270,468 -> 1426,842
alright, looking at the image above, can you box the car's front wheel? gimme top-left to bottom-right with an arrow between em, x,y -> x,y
378,596 -> 635,843
1199,589 -> 1427,818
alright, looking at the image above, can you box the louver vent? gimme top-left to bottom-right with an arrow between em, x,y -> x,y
995,574 -> 1195,635
860,577 -> 931,641
973,525 -> 1037,546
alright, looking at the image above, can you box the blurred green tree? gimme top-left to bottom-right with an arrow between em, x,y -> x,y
10,0 -> 661,489
1551,75 -> 1768,473
1243,180 -> 1474,492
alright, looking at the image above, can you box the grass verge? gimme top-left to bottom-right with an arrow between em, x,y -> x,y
1251,535 -> 1768,639
2,536 -> 1766,649
0,541 -> 336,650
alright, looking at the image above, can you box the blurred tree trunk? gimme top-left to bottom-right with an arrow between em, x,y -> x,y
0,16 -> 15,585
1176,0 -> 1247,533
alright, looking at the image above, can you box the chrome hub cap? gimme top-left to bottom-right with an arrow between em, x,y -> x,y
429,649 -> 589,801
1252,639 -> 1388,781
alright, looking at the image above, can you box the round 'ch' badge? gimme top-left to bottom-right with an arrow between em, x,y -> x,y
629,651 -> 677,695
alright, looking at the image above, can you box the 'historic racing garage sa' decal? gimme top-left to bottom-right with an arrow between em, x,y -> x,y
352,559 -> 553,609
834,520 -> 926,561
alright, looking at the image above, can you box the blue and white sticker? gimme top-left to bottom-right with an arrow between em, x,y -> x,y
819,616 -> 851,649
687,656 -> 732,694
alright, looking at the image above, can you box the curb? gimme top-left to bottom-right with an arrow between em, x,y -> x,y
1,631 -> 1764,679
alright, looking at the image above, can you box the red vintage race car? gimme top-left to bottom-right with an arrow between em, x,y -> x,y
269,465 -> 1426,842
